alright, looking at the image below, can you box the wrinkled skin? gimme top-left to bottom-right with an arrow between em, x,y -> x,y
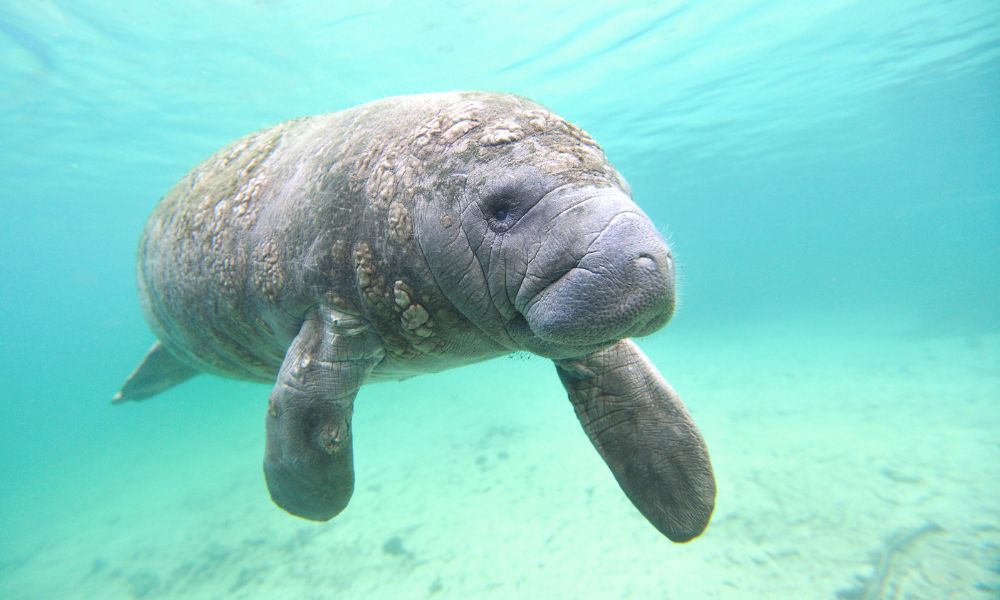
115,92 -> 715,542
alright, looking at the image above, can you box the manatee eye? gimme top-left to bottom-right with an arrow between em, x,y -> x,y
479,168 -> 550,233
486,196 -> 517,232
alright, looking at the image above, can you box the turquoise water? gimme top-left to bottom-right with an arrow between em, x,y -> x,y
2,1 -> 999,598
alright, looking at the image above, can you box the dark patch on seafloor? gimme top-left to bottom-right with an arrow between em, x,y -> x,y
383,534 -> 417,560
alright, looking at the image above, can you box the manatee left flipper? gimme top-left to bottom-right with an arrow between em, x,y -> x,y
112,340 -> 199,403
264,306 -> 384,521
554,339 -> 716,542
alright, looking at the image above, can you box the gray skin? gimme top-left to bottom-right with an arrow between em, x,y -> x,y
114,91 -> 715,542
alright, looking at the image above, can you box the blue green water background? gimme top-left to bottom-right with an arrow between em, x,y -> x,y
1,1 -> 998,598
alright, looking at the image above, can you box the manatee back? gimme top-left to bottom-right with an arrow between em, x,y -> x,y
138,116 -> 351,381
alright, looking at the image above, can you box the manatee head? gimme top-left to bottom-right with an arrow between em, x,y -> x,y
414,94 -> 674,358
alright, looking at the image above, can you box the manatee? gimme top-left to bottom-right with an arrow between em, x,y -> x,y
114,92 -> 715,542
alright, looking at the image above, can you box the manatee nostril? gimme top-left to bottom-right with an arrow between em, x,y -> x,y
635,253 -> 658,272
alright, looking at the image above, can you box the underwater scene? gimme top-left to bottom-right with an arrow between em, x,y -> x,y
1,1 -> 998,598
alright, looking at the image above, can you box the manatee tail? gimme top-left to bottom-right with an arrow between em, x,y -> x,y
112,340 -> 199,403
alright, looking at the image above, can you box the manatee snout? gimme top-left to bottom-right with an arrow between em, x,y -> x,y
594,211 -> 676,332
523,193 -> 675,346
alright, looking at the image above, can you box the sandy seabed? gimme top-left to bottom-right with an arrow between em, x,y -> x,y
2,320 -> 998,599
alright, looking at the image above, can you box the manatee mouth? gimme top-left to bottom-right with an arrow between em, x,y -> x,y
520,212 -> 675,347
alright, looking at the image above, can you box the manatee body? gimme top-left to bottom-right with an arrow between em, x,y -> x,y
115,92 -> 715,542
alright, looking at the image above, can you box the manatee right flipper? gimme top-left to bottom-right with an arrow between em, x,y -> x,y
554,339 -> 716,542
113,340 -> 199,403
264,307 -> 384,521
